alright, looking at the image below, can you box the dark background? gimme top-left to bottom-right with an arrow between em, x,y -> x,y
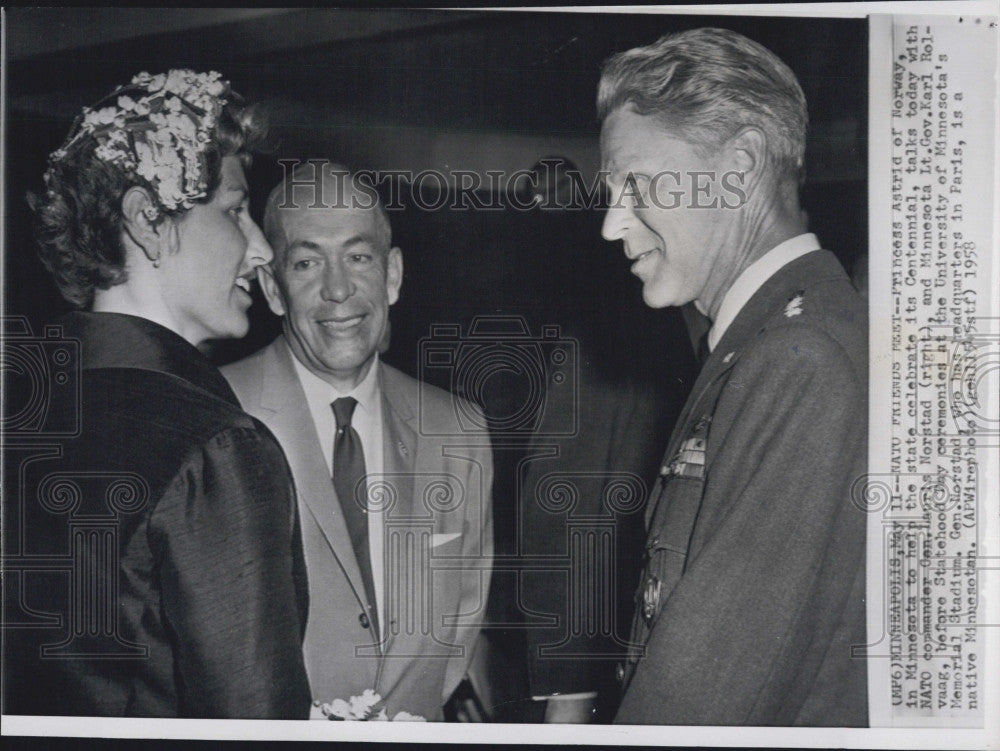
4,8 -> 868,719
6,8 -> 868,357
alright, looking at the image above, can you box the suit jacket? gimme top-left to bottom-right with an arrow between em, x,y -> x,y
222,337 -> 493,721
615,250 -> 868,726
2,312 -> 310,718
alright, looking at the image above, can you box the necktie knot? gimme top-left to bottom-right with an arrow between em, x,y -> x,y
332,397 -> 358,430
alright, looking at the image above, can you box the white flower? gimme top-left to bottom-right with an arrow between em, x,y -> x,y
83,106 -> 118,127
391,711 -> 427,722
133,72 -> 166,92
164,69 -> 192,96
94,143 -> 120,163
352,689 -> 381,714
205,76 -> 225,97
50,68 -> 231,212
317,690 -> 426,722
324,698 -> 356,719
167,112 -> 197,141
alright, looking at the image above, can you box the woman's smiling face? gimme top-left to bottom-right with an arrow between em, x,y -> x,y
162,155 -> 273,345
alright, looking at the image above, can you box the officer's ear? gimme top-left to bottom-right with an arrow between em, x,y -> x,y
728,126 -> 766,175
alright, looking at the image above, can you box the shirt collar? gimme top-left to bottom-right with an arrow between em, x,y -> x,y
707,233 -> 821,352
290,352 -> 381,417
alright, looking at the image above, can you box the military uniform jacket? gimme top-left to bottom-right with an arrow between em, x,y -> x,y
615,250 -> 868,726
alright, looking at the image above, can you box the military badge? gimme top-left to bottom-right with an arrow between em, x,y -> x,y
663,436 -> 707,479
784,290 -> 805,317
642,574 -> 662,625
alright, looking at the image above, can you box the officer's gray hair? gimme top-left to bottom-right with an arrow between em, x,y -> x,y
597,27 -> 808,183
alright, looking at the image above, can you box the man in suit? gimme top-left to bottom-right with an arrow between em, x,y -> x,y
222,162 -> 493,721
597,28 -> 868,725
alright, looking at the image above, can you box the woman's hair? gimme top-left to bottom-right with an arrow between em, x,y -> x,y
28,70 -> 267,309
597,27 -> 808,185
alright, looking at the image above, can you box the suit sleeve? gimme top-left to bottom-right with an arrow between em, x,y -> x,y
616,326 -> 867,725
150,426 -> 312,719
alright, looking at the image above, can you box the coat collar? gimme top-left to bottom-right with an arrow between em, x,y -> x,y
710,249 -> 846,365
661,252 -> 847,469
59,311 -> 239,406
692,250 -> 845,395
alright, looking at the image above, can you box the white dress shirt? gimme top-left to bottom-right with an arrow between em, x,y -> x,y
707,233 -> 821,352
290,354 -> 386,635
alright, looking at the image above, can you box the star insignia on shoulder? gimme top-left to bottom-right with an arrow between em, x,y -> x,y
784,291 -> 805,318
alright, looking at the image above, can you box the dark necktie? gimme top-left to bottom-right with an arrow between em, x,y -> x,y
331,397 -> 378,635
696,331 -> 711,367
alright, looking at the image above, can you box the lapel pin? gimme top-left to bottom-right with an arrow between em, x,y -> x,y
398,441 -> 408,456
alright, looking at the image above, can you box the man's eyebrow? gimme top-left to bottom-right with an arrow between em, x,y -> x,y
342,234 -> 374,248
286,239 -> 322,253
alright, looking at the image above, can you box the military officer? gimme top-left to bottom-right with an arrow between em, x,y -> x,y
598,28 -> 868,726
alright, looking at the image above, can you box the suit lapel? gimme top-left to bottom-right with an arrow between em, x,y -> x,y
379,365 -> 418,487
259,339 -> 370,610
376,365 -> 419,660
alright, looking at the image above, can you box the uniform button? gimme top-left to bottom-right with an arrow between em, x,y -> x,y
616,663 -> 626,683
359,612 -> 370,629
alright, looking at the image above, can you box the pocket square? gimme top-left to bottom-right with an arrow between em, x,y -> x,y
431,532 -> 461,548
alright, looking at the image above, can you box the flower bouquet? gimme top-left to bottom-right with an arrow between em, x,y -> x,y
314,689 -> 425,721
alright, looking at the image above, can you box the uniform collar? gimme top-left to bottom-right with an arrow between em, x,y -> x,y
58,311 -> 239,405
707,233 -> 821,352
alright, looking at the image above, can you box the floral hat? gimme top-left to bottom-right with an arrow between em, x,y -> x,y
45,69 -> 231,213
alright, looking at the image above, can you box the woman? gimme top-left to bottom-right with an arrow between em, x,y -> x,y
4,70 -> 310,718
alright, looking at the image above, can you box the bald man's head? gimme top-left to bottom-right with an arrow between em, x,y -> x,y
257,160 -> 403,391
263,161 -> 392,265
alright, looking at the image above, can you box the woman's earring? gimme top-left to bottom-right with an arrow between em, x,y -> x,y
152,254 -> 161,268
